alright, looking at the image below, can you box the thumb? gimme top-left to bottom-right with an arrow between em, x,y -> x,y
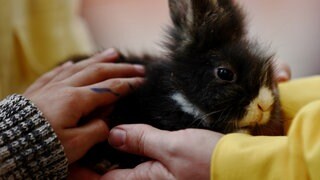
108,124 -> 170,161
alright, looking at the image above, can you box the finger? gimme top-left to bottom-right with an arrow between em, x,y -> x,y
64,63 -> 145,87
91,48 -> 119,62
275,61 -> 291,82
101,161 -> 174,180
51,48 -> 119,82
68,164 -> 101,180
79,119 -> 109,143
78,77 -> 144,115
107,124 -> 170,162
24,64 -> 66,94
76,118 -> 109,148
82,105 -> 114,124
64,119 -> 109,163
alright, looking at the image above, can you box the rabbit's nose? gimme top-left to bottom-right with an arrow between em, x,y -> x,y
258,102 -> 272,112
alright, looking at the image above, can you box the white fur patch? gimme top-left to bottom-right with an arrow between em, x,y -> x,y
257,87 -> 274,111
171,92 -> 208,125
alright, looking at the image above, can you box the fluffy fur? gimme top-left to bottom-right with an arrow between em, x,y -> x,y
79,0 -> 284,173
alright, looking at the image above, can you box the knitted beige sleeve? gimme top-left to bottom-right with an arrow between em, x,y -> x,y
0,94 -> 68,179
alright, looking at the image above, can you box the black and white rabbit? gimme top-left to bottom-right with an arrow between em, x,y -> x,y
79,0 -> 284,173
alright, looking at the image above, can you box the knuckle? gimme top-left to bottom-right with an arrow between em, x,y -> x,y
62,88 -> 82,106
165,130 -> 191,156
65,64 -> 80,75
94,120 -> 109,134
37,74 -> 51,83
89,64 -> 106,75
125,124 -> 150,155
42,82 -> 64,94
95,119 -> 107,128
135,129 -> 147,156
107,79 -> 124,89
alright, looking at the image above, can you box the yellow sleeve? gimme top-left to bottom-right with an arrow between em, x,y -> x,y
279,76 -> 320,131
211,76 -> 320,180
0,0 -> 95,98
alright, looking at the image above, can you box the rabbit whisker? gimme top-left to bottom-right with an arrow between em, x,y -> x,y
187,108 -> 228,128
210,107 -> 231,131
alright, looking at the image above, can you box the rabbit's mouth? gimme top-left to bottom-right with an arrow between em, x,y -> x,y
238,86 -> 274,129
238,110 -> 271,129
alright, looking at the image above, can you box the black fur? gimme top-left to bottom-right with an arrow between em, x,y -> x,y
79,0 -> 284,173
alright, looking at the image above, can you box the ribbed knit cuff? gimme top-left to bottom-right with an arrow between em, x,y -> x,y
0,94 -> 68,179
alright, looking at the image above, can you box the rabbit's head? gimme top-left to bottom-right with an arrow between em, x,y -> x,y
167,0 -> 283,134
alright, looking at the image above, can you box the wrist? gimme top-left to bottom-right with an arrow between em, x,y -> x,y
0,94 -> 68,179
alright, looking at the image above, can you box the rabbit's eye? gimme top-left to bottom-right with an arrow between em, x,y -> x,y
215,67 -> 236,82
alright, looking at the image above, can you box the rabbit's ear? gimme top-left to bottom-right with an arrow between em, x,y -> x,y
169,0 -> 193,30
168,0 -> 245,50
169,0 -> 213,33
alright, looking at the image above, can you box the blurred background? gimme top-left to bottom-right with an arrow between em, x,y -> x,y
1,0 -> 319,98
82,0 -> 320,78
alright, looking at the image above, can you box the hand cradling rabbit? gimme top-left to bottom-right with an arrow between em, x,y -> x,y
77,0 -> 284,174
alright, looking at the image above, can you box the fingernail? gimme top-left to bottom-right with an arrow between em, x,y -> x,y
102,48 -> 117,57
277,70 -> 289,82
62,61 -> 73,68
133,65 -> 145,74
109,128 -> 126,147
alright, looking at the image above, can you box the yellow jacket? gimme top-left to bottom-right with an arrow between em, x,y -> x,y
0,0 -> 94,98
211,76 -> 320,179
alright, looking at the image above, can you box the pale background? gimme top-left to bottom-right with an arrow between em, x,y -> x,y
81,0 -> 320,78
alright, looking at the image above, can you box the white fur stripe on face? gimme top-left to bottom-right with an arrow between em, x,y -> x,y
257,86 -> 274,111
171,92 -> 208,126
171,86 -> 274,130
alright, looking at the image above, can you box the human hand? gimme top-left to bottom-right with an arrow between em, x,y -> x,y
68,124 -> 222,180
275,60 -> 291,82
23,48 -> 145,164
